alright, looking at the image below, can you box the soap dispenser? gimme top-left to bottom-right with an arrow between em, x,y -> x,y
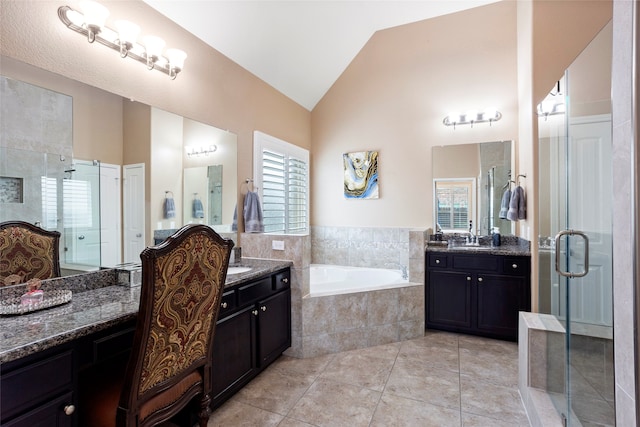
492,227 -> 501,247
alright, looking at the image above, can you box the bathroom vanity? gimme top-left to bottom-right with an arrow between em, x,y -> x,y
0,260 -> 291,427
425,244 -> 531,341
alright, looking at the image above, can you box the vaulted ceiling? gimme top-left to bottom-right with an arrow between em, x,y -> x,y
143,1 -> 500,110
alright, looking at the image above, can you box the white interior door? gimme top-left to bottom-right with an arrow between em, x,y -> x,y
567,115 -> 613,327
99,163 -> 121,267
123,163 -> 145,263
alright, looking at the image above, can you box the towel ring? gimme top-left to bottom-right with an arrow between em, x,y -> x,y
165,191 -> 174,198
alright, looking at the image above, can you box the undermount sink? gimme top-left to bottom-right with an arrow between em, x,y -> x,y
227,266 -> 252,275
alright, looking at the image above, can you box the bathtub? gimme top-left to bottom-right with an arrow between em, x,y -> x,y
309,264 -> 409,297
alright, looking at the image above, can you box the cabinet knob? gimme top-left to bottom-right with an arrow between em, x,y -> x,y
64,404 -> 75,416
282,277 -> 289,284
478,277 -> 483,282
436,259 -> 440,264
261,306 -> 267,312
252,309 -> 258,316
467,276 -> 471,281
221,302 -> 228,309
512,264 -> 518,269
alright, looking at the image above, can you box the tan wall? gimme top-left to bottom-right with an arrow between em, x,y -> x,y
311,2 -> 519,228
432,144 -> 480,180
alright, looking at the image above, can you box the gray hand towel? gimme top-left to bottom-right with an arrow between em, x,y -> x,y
243,191 -> 264,233
499,188 -> 511,219
163,197 -> 175,219
506,186 -> 526,221
192,198 -> 204,218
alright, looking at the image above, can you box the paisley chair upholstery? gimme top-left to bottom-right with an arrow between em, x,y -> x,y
0,221 -> 61,283
79,224 -> 233,426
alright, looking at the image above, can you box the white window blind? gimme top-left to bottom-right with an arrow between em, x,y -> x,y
41,176 -> 58,230
254,131 -> 309,234
63,179 -> 93,228
435,179 -> 474,231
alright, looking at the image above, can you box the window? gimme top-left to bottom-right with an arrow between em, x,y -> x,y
41,176 -> 58,230
434,178 -> 475,232
254,131 -> 309,234
63,178 -> 93,228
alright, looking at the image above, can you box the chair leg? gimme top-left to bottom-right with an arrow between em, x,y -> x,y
198,393 -> 211,427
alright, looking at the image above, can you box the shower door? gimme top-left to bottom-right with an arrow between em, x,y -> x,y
541,23 -> 615,425
62,160 -> 101,269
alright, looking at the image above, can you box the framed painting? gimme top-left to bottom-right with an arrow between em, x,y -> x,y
343,151 -> 379,199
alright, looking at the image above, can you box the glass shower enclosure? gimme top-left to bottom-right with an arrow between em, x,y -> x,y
538,22 -> 614,426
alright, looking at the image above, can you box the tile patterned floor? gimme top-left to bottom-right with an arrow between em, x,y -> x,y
208,330 -> 530,427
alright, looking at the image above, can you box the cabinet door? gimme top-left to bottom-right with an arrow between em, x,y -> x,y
426,270 -> 472,330
257,289 -> 291,367
211,305 -> 257,407
3,392 -> 73,427
476,273 -> 526,340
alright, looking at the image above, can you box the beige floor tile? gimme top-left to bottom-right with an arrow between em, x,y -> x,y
419,329 -> 461,348
287,378 -> 381,427
460,375 -> 529,424
458,334 -> 518,356
270,354 -> 336,378
342,341 -> 402,360
397,339 -> 460,372
384,366 -> 461,410
208,399 -> 284,427
319,352 -> 395,391
459,347 -> 518,387
371,393 -> 462,427
234,368 -> 315,415
276,418 -> 317,427
462,411 -> 530,427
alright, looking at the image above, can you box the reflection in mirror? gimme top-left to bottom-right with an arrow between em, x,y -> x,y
2,72 -> 239,275
181,117 -> 237,235
432,141 -> 513,236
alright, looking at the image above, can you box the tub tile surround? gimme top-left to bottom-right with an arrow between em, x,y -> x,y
242,226 -> 428,358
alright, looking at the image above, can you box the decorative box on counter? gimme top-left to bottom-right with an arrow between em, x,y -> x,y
115,263 -> 142,287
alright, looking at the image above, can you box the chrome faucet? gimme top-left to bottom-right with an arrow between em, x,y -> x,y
388,262 -> 408,280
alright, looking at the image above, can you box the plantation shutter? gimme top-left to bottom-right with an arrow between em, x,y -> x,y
255,131 -> 309,234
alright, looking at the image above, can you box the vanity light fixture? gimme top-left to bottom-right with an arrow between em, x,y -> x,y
187,145 -> 218,157
58,1 -> 187,79
537,81 -> 565,120
443,109 -> 502,129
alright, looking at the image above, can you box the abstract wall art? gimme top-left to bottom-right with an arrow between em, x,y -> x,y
343,151 -> 379,199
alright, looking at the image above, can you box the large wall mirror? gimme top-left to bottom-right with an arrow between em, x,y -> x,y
0,71 -> 238,276
432,140 -> 514,236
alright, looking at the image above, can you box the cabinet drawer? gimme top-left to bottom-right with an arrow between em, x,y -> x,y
3,391 -> 73,427
92,327 -> 135,364
238,278 -> 272,306
452,254 -> 499,272
273,270 -> 291,291
219,289 -> 236,316
427,254 -> 448,268
502,258 -> 529,276
1,350 -> 73,419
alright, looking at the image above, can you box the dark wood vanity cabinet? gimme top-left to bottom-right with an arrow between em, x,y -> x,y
211,268 -> 291,409
1,348 -> 75,427
0,267 -> 291,426
426,252 -> 530,341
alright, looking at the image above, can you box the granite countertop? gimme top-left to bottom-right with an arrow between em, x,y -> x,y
0,258 -> 292,364
425,240 -> 531,257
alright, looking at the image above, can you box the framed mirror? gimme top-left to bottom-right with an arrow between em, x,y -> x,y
432,140 -> 513,236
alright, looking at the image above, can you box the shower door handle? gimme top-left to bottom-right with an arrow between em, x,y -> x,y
554,229 -> 589,278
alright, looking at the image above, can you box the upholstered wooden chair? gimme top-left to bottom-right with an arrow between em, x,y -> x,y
0,220 -> 61,284
79,224 -> 233,426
